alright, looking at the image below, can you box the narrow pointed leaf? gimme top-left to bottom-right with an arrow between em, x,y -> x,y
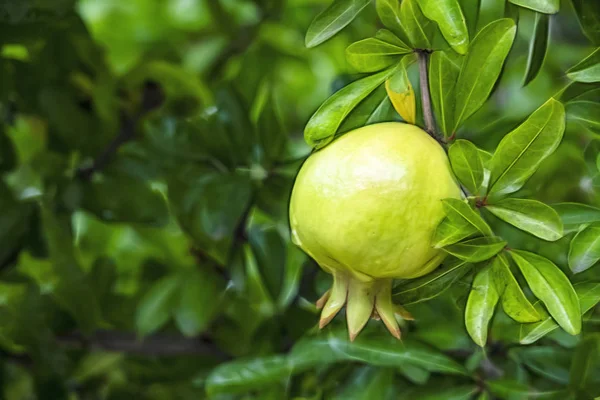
553,202 -> 600,233
492,254 -> 541,323
566,48 -> 600,83
465,265 -> 500,346
568,222 -> 600,273
566,100 -> 600,133
375,29 -> 409,47
417,0 -> 470,54
510,250 -> 581,335
442,237 -> 506,262
442,198 -> 493,236
508,0 -> 559,13
393,258 -> 472,304
386,57 -> 416,123
429,51 -> 461,137
376,0 -> 411,43
485,198 -> 563,241
346,38 -> 410,72
520,282 -> 600,344
448,140 -> 485,194
433,216 -> 479,248
523,12 -> 550,85
487,98 -> 565,196
305,67 -> 395,149
571,0 -> 600,45
305,0 -> 372,48
453,19 -> 516,130
400,0 -> 434,49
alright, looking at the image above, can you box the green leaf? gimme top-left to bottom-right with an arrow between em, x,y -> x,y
375,28 -> 409,47
400,0 -> 435,48
429,50 -> 461,137
433,216 -> 479,248
485,198 -> 563,241
465,265 -> 500,346
332,367 -> 395,400
376,1 -> 410,43
508,0 -> 559,13
487,98 -> 565,196
566,48 -> 600,83
569,334 -> 600,395
566,100 -> 600,134
523,12 -> 549,85
571,0 -> 600,45
135,275 -> 180,337
442,237 -> 506,262
442,198 -> 493,236
513,347 -> 571,384
568,222 -> 600,274
305,0 -> 372,48
553,202 -> 600,233
520,282 -> 600,344
173,269 -> 224,337
398,363 -> 430,385
386,56 -> 417,123
393,258 -> 472,304
453,19 -> 516,130
71,352 -> 124,383
510,250 -> 581,335
244,244 -> 276,318
304,67 -> 395,149
346,38 -> 410,72
417,0 -> 469,54
406,386 -> 478,400
487,379 -> 537,399
492,254 -> 541,323
448,140 -> 485,194
459,0 -> 481,38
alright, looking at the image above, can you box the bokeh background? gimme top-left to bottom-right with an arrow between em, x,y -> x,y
0,0 -> 598,398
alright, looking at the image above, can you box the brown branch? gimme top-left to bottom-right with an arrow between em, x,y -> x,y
417,50 -> 437,139
56,330 -> 230,358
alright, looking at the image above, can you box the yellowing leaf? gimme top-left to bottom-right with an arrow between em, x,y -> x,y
385,57 -> 416,124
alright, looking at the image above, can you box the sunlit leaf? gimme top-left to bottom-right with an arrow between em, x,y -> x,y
508,0 -> 559,13
465,265 -> 500,346
448,139 -> 485,194
443,237 -> 506,262
305,0 -> 372,48
433,216 -> 479,248
417,0 -> 470,54
346,38 -> 410,72
400,0 -> 435,48
442,198 -> 493,236
568,222 -> 600,273
429,51 -> 461,137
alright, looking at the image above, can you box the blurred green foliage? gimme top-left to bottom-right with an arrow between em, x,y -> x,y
0,0 -> 598,399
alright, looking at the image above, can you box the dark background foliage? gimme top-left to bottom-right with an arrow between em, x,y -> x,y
0,0 -> 598,399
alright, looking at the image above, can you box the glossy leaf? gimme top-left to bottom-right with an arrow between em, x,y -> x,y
393,258 -> 472,304
305,67 -> 395,148
465,265 -> 500,346
448,140 -> 485,194
572,0 -> 600,45
568,222 -> 600,273
400,0 -> 434,49
417,0 -> 470,54
492,254 -> 541,323
487,98 -> 565,196
443,237 -> 506,262
523,12 -> 549,85
453,19 -> 516,130
520,282 -> 600,344
566,48 -> 600,83
553,202 -> 600,233
305,0 -> 372,48
429,51 -> 461,137
508,0 -> 559,13
376,0 -> 410,42
433,216 -> 479,248
485,198 -> 563,241
510,250 -> 581,335
346,38 -> 410,72
442,198 -> 493,236
375,28 -> 409,47
386,57 -> 416,123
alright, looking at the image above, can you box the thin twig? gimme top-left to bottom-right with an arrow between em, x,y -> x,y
416,50 -> 436,138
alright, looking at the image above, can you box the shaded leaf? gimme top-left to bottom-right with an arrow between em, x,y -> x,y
433,216 -> 479,248
553,202 -> 600,233
305,0 -> 372,48
385,56 -> 416,123
346,38 -> 410,72
417,0 -> 470,54
572,0 -> 600,45
429,51 -> 461,137
487,379 -> 537,399
442,237 -> 506,262
566,48 -> 600,83
305,67 -> 395,148
487,98 -> 565,196
513,346 -> 571,384
376,0 -> 410,43
332,367 -> 395,400
465,265 -> 500,346
569,334 -> 600,395
508,0 -> 559,13
510,250 -> 581,335
566,100 -> 600,134
135,275 -> 180,337
523,12 -> 550,85
406,385 -> 478,400
448,140 -> 485,194
568,222 -> 600,273
453,19 -> 516,130
485,198 -> 563,241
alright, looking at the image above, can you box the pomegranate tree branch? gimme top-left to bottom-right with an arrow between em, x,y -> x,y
416,50 -> 437,139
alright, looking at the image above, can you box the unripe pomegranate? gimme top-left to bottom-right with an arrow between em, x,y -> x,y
290,122 -> 461,340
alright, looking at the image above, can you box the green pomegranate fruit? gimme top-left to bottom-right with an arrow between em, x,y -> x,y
290,122 -> 461,340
